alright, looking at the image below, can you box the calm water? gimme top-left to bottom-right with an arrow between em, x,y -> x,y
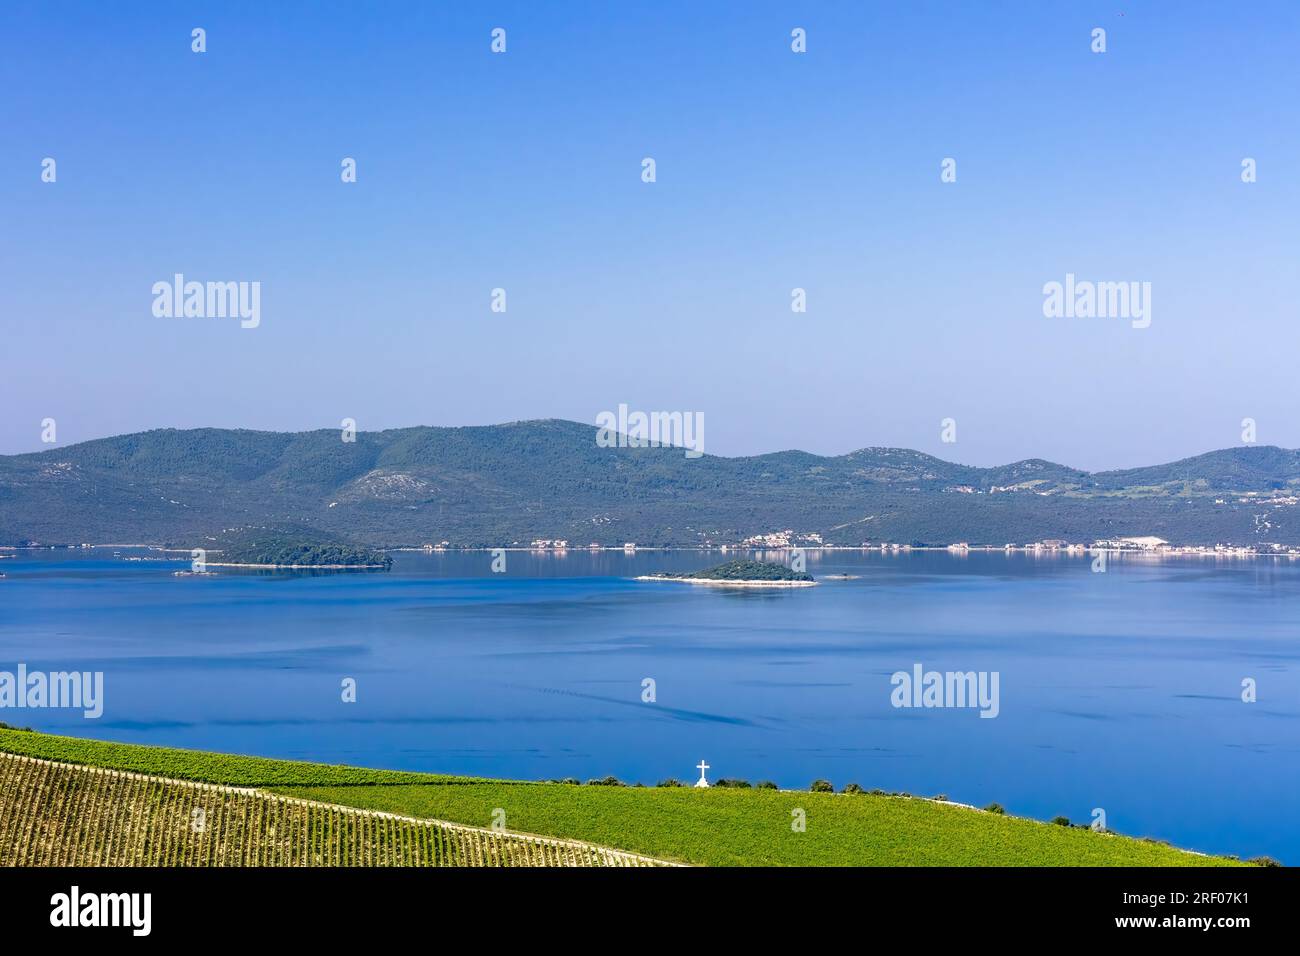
1,548 -> 1297,862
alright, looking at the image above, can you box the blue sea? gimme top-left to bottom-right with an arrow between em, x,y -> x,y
1,547 -> 1297,862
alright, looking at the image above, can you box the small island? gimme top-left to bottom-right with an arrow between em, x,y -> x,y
196,531 -> 392,570
637,559 -> 816,587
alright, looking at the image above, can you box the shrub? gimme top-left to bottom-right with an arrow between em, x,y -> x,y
931,793 -> 949,802
585,776 -> 625,787
809,779 -> 834,793
1248,856 -> 1282,867
869,788 -> 887,796
983,802 -> 1005,815
714,778 -> 751,788
756,780 -> 778,789
656,778 -> 684,788
1051,816 -> 1071,827
842,783 -> 864,794
559,777 -> 580,786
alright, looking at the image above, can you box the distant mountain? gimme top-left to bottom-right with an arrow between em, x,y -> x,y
2,420 -> 1298,547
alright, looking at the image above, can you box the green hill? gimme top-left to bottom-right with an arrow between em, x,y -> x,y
0,730 -> 1252,867
0,748 -> 661,867
2,420 -> 1298,547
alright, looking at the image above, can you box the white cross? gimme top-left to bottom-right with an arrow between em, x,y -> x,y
695,760 -> 710,787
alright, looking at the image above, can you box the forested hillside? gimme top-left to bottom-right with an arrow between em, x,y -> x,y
2,421 -> 1297,547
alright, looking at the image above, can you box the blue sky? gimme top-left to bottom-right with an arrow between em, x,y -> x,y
2,1 -> 1297,469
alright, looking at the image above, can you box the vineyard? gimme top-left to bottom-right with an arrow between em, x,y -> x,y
0,753 -> 672,867
0,728 -> 468,786
0,732 -> 1252,866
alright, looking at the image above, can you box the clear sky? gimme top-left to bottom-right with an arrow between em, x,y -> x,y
2,1 -> 1297,469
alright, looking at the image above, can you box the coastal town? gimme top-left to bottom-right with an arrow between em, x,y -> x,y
5,531 -> 1298,561
400,532 -> 1300,559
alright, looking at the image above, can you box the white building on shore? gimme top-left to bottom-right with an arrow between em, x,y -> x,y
1117,536 -> 1169,551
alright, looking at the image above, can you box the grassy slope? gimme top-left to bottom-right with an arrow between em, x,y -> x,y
0,730 -> 1241,867
279,782 -> 1236,867
0,728 -> 483,787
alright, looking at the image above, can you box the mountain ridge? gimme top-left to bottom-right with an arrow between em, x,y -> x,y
2,420 -> 1297,547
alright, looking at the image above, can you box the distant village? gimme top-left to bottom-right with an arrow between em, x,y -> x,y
938,536 -> 1297,558
402,531 -> 1300,558
735,532 -> 1299,558
7,530 -> 1299,560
